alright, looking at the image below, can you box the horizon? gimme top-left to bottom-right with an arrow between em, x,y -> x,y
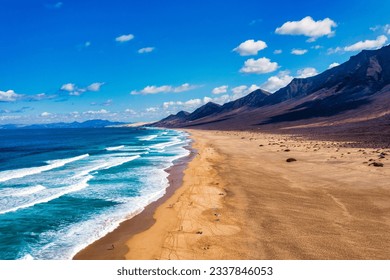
1,0 -> 390,124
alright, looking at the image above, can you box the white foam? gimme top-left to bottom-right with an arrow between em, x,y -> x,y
0,185 -> 46,197
0,176 -> 91,215
73,155 -> 140,178
0,154 -> 89,183
18,254 -> 34,260
138,134 -> 158,141
105,145 -> 125,151
151,139 -> 183,150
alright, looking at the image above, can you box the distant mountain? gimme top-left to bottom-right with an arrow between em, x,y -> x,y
154,111 -> 190,127
152,44 -> 390,131
0,119 -> 126,129
152,90 -> 271,127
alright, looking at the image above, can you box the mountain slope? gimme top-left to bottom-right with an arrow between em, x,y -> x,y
154,44 -> 390,131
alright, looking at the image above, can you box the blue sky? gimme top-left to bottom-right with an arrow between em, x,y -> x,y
1,0 -> 389,124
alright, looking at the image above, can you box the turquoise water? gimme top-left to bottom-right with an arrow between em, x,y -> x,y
0,127 -> 190,259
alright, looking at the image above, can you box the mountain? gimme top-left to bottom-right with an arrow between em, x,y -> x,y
0,119 -> 126,129
152,44 -> 390,134
153,110 -> 190,127
152,89 -> 271,127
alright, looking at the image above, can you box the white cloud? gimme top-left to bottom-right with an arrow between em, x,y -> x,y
328,62 -> 340,69
61,82 -> 104,96
173,83 -> 196,93
84,109 -> 109,114
87,82 -> 104,91
0,90 -> 23,102
85,41 -> 91,47
115,34 -> 134,42
40,112 -> 52,117
233,39 -> 267,56
261,68 -> 318,93
125,108 -> 136,114
146,107 -> 158,112
275,16 -> 337,41
291,49 -> 308,55
60,83 -> 76,92
297,67 -> 318,78
311,45 -> 322,49
184,99 -> 203,107
138,47 -> 155,53
273,49 -> 282,54
371,24 -> 390,34
231,84 -> 260,99
130,83 -> 196,95
240,57 -> 278,74
385,24 -> 390,35
212,85 -> 228,94
261,71 -> 294,93
344,35 -> 388,52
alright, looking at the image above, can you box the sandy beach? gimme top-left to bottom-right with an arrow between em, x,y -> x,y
76,129 -> 390,260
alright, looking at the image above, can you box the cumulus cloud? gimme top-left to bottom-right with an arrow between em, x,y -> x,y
385,24 -> 390,35
138,47 -> 155,53
231,84 -> 260,99
40,112 -> 52,117
125,108 -> 136,114
0,90 -> 24,102
212,85 -> 228,94
311,45 -> 322,49
240,57 -> 278,74
130,83 -> 196,95
275,16 -> 337,42
291,49 -> 308,55
260,68 -> 318,93
371,24 -> 390,34
115,34 -> 134,42
344,35 -> 388,52
296,67 -> 318,78
273,49 -> 282,54
328,62 -> 340,69
60,83 -> 76,92
173,83 -> 196,93
146,107 -> 158,112
87,82 -> 105,92
60,82 -> 104,96
261,71 -> 294,93
84,109 -> 109,115
233,39 -> 267,56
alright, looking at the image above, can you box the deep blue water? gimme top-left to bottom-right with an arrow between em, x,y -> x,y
0,127 -> 189,259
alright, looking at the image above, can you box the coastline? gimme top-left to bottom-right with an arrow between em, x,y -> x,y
73,135 -> 195,260
75,128 -> 390,260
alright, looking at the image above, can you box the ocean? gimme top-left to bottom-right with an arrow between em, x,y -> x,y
0,127 -> 190,260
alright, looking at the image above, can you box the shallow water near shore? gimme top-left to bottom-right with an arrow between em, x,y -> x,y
0,127 -> 189,260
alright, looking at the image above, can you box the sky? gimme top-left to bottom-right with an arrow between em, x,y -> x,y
1,0 -> 390,124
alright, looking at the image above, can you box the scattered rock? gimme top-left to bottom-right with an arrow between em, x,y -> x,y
196,231 -> 203,234
259,144 -> 264,147
286,158 -> 297,162
284,149 -> 290,152
369,162 -> 384,167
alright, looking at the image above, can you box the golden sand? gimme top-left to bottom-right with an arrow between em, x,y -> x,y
77,129 -> 390,259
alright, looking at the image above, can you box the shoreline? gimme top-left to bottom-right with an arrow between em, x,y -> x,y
75,128 -> 390,260
73,136 -> 195,260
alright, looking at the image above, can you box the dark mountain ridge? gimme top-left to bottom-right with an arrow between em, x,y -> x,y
152,44 -> 390,131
